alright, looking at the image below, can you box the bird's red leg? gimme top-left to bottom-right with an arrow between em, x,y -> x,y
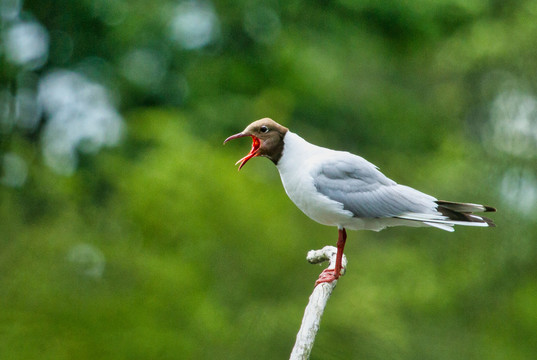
334,228 -> 347,277
315,228 -> 347,286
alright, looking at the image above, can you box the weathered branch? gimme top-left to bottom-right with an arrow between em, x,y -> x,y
289,246 -> 347,360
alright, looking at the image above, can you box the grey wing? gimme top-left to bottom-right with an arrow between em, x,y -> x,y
312,155 -> 438,218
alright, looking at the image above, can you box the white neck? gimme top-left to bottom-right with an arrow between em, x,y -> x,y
276,131 -> 325,172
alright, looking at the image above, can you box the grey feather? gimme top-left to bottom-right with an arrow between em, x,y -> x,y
312,156 -> 438,219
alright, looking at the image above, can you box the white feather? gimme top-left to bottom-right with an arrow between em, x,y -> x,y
423,222 -> 455,232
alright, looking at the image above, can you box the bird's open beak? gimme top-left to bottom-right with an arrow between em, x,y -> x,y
224,132 -> 261,170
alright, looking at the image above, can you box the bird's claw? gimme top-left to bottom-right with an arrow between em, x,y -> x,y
314,268 -> 343,287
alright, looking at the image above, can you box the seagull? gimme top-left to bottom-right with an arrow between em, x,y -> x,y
224,118 -> 496,285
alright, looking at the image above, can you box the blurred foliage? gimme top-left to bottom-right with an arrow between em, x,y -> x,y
1,0 -> 537,359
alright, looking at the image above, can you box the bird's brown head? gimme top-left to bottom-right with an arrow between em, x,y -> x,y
224,118 -> 289,170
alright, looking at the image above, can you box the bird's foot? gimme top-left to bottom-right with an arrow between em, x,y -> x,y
314,268 -> 342,287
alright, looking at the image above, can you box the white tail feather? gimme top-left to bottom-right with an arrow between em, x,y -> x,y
396,212 -> 491,230
423,222 -> 455,232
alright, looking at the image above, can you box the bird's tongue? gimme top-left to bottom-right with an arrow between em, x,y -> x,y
235,136 -> 260,170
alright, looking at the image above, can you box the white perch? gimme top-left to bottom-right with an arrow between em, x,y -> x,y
289,246 -> 348,360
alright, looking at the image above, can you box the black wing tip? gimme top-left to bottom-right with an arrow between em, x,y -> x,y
436,201 -> 497,227
436,200 -> 497,213
480,215 -> 496,227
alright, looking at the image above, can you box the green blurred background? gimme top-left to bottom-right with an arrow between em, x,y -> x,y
1,0 -> 536,359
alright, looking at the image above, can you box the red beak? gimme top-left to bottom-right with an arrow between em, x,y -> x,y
224,132 -> 261,170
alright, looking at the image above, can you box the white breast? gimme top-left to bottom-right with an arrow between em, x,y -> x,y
276,132 -> 355,227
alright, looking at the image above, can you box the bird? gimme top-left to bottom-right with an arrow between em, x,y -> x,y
224,118 -> 496,286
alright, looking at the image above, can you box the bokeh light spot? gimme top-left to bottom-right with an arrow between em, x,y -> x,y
500,167 -> 537,217
487,89 -> 537,159
67,243 -> 106,279
0,152 -> 28,188
3,20 -> 49,70
38,70 -> 124,175
168,1 -> 220,50
120,48 -> 168,88
15,87 -> 42,131
0,0 -> 22,20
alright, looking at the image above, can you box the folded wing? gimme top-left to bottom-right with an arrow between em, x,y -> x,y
312,153 -> 496,231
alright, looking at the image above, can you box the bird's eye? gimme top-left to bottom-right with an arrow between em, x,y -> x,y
260,125 -> 269,133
